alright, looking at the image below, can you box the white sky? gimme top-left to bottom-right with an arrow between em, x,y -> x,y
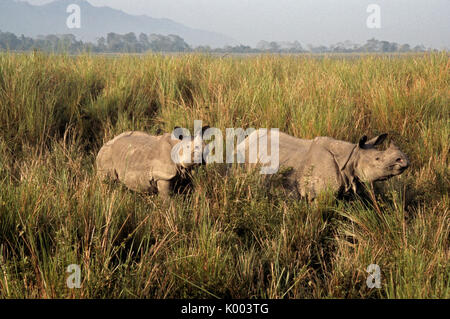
22,0 -> 450,48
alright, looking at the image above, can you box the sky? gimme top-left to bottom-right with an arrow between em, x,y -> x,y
22,0 -> 450,49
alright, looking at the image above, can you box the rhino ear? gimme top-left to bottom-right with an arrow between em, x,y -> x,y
173,126 -> 184,140
366,133 -> 388,148
358,136 -> 368,149
202,125 -> 210,135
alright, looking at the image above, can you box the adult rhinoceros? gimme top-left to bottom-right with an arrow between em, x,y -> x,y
96,127 -> 208,198
236,130 -> 409,200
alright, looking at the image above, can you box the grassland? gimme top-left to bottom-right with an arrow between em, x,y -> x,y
0,52 -> 448,298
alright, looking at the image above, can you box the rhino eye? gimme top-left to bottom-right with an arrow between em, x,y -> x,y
375,157 -> 380,161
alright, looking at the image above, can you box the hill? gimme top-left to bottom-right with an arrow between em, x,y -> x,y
0,0 -> 237,48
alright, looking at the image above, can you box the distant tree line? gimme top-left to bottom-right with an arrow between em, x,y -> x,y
0,31 -> 190,53
201,39 -> 429,54
0,30 -> 433,54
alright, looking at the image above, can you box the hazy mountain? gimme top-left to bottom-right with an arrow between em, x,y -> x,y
0,0 -> 237,47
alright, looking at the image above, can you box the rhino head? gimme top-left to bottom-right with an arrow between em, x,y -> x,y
351,134 -> 409,183
171,126 -> 209,168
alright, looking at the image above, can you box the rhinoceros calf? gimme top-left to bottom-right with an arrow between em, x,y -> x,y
96,128 -> 207,198
236,130 -> 409,200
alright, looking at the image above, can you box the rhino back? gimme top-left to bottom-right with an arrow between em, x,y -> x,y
236,129 -> 312,170
97,132 -> 179,192
111,133 -> 178,179
96,132 -> 140,179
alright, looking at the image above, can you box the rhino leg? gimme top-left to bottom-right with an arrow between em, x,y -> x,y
157,180 -> 171,199
297,146 -> 342,200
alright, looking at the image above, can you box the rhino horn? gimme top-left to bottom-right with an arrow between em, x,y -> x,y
389,141 -> 399,149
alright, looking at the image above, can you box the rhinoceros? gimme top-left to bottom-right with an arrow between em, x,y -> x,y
96,127 -> 208,198
236,130 -> 409,200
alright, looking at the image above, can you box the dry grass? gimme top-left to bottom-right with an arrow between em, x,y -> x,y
0,52 -> 448,298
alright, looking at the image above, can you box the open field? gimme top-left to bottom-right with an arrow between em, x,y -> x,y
0,52 -> 448,298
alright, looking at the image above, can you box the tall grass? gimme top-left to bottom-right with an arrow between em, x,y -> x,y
0,52 -> 448,298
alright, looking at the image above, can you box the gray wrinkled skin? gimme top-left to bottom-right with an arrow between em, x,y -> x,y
96,131 -> 204,198
237,130 -> 409,200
